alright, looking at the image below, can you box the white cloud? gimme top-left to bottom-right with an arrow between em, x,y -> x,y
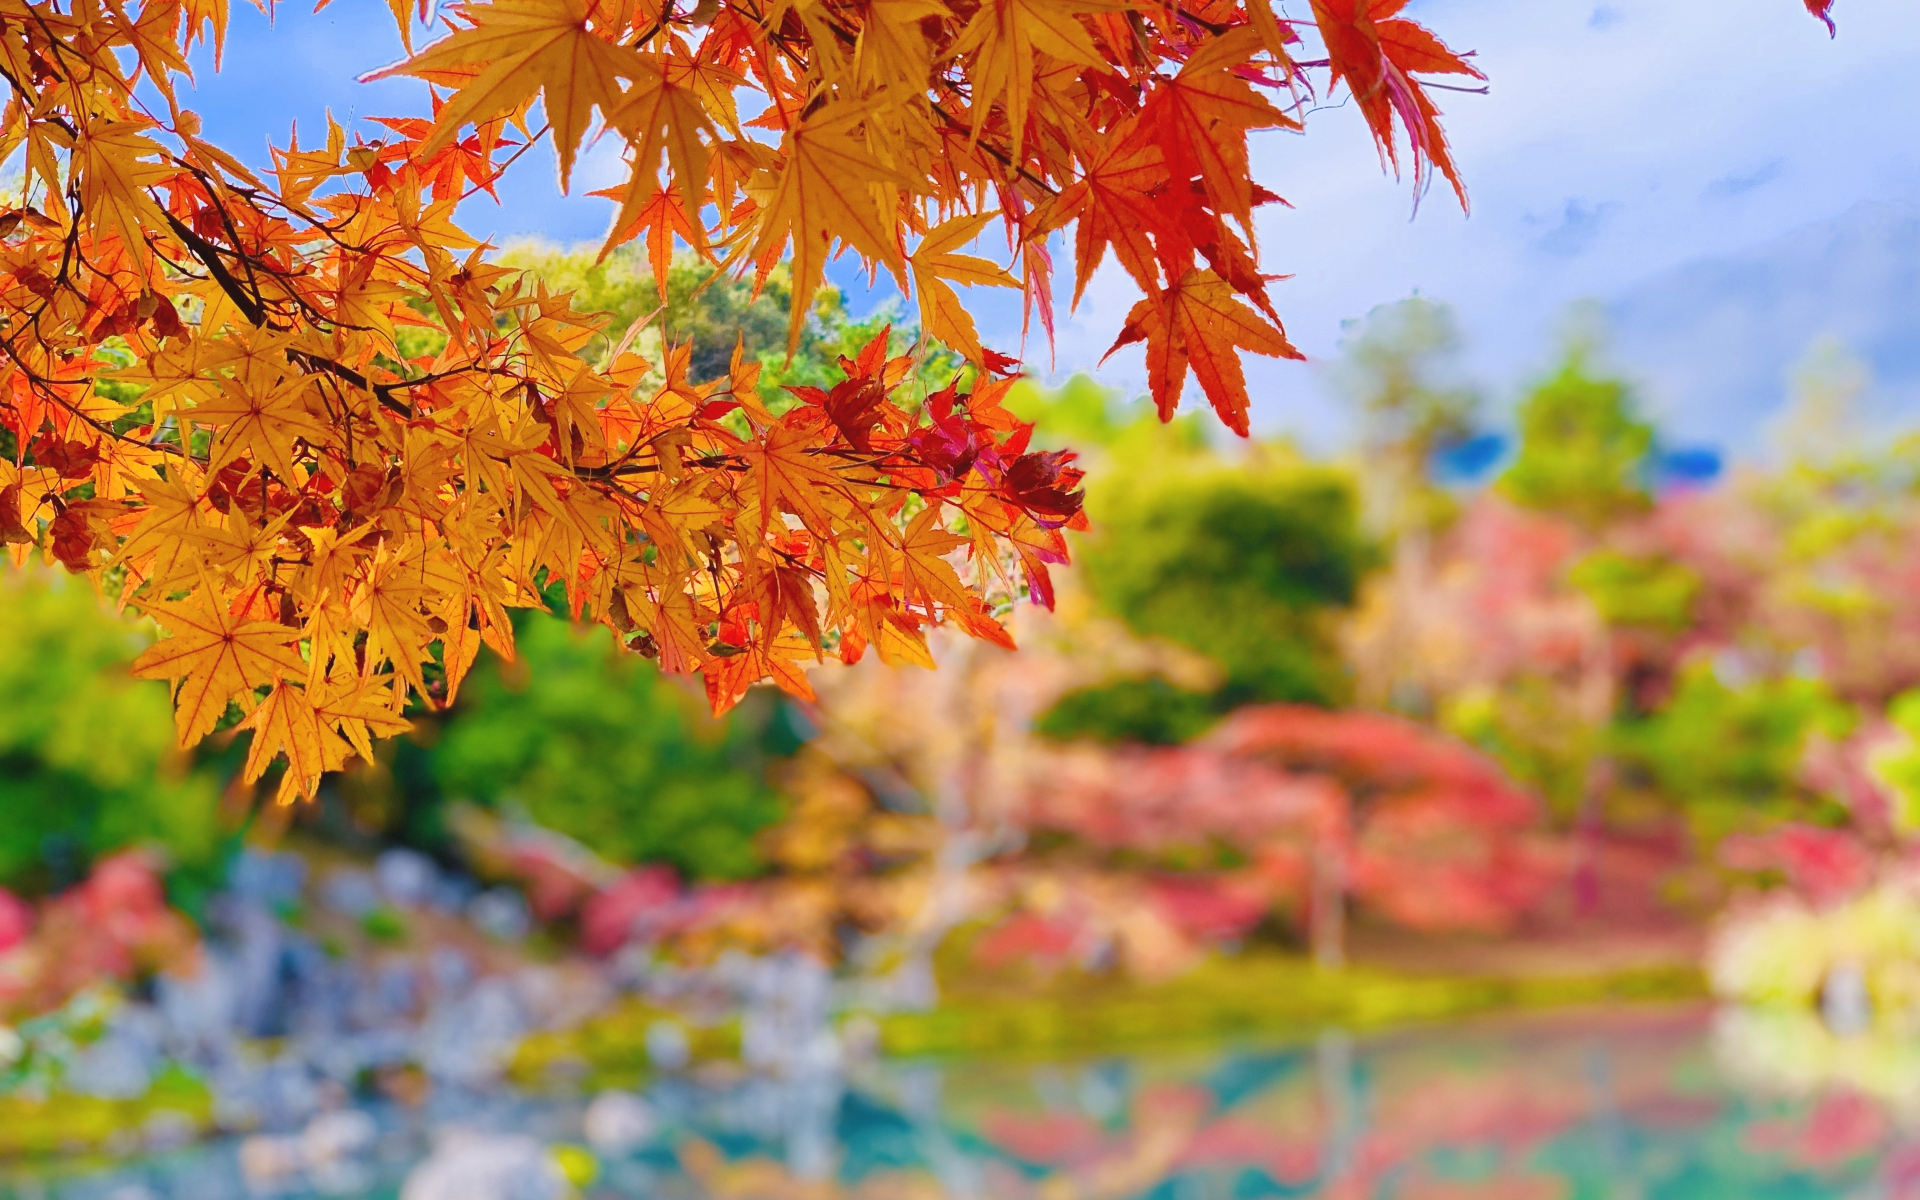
982,0 -> 1920,450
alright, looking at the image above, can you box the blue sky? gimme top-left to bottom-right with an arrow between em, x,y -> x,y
183,0 -> 1920,454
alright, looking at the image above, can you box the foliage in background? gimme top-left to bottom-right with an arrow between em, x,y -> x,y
1499,350 -> 1655,527
1610,662 -> 1854,843
1077,451 -> 1376,710
1567,550 -> 1701,633
335,603 -> 807,882
1012,381 -> 1376,742
0,567 -> 219,893
491,247 -> 966,403
1033,676 -> 1223,747
429,614 -> 803,881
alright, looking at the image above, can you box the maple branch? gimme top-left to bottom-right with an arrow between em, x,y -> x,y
160,210 -> 269,327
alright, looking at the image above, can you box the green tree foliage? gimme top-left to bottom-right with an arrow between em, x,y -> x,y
1080,458 -> 1374,707
1568,550 -> 1701,632
426,613 -> 803,880
0,566 -> 219,891
1870,689 -> 1920,832
1025,386 -> 1377,743
1611,661 -> 1853,842
1034,677 -> 1223,747
1499,349 -> 1654,526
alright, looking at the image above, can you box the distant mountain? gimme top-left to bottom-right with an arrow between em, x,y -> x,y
1607,200 -> 1920,451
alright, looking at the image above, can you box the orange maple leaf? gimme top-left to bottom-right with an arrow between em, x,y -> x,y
1104,269 -> 1302,436
1312,0 -> 1484,208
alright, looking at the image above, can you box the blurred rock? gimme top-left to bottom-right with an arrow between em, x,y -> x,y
1822,959 -> 1872,1037
377,850 -> 441,909
67,1005 -> 164,1099
303,1108 -> 377,1163
400,1130 -> 567,1200
583,1090 -> 655,1156
645,1019 -> 691,1071
238,1107 -> 377,1190
418,977 -> 526,1087
228,851 -> 306,909
320,869 -> 381,919
468,888 -> 532,942
224,901 -> 289,1038
741,951 -> 832,1075
156,953 -> 241,1060
514,963 -> 613,1031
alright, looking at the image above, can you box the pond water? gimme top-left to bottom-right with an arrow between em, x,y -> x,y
3,1003 -> 1912,1200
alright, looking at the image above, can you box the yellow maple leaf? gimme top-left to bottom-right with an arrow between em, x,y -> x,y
371,0 -> 650,189
240,681 -> 340,805
908,211 -> 1018,360
188,357 -> 334,483
950,0 -> 1119,156
71,116 -> 174,266
606,54 -> 717,218
131,590 -> 308,747
744,103 -> 909,353
309,671 -> 416,764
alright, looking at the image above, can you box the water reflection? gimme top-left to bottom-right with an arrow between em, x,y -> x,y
7,1004 -> 1917,1199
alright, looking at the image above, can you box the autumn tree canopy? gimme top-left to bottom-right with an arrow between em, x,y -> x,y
0,0 -> 1838,802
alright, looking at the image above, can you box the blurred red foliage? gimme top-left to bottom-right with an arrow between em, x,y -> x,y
977,705 -> 1568,974
0,851 -> 197,1016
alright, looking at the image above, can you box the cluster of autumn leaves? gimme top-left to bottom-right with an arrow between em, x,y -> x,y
0,0 -> 1494,801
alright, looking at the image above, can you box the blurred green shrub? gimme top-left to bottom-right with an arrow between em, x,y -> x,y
1611,661 -> 1854,840
1076,456 -> 1377,710
426,613 -> 803,880
1568,550 -> 1701,631
1034,677 -> 1224,746
0,565 -> 219,891
1499,350 -> 1653,526
1868,689 -> 1920,832
1012,380 -> 1377,743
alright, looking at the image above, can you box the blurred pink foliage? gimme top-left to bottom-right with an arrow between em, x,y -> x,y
1718,824 -> 1876,906
974,705 -> 1567,975
0,851 -> 196,1016
0,887 -> 31,954
1747,1091 -> 1891,1171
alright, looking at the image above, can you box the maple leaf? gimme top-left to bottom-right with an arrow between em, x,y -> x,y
240,682 -> 340,806
606,53 -> 720,218
1034,130 -> 1167,306
950,0 -> 1120,155
3,0 -> 1499,786
370,0 -> 649,188
996,450 -> 1086,529
744,103 -> 910,352
131,590 -> 308,747
896,505 -> 972,617
1104,268 -> 1303,436
733,420 -> 853,541
908,212 -> 1019,361
310,672 -> 415,764
1312,0 -> 1484,208
1132,28 -> 1299,233
189,373 -> 333,485
590,181 -> 708,294
72,117 -> 173,266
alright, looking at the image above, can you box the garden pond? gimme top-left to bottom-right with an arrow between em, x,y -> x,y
3,1002 -> 1915,1200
